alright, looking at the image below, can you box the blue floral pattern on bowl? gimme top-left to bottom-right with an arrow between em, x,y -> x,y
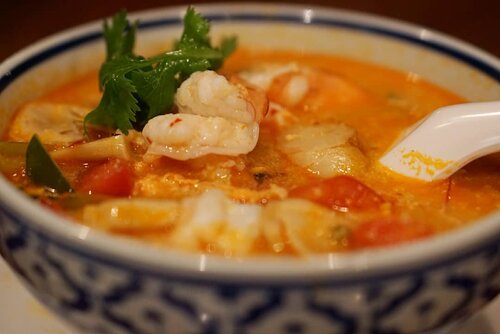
1,208 -> 499,334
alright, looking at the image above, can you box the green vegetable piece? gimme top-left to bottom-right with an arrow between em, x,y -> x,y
220,36 -> 238,58
26,135 -> 72,193
177,7 -> 211,49
103,10 -> 138,62
84,7 -> 237,135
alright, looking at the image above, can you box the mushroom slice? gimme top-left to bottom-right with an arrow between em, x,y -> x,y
8,102 -> 90,144
51,135 -> 131,161
82,198 -> 180,232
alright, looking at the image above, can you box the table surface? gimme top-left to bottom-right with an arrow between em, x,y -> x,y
1,0 -> 500,62
0,1 -> 498,332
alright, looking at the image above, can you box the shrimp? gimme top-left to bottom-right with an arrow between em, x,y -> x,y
175,70 -> 268,124
240,63 -> 370,109
143,114 -> 259,160
142,71 -> 268,160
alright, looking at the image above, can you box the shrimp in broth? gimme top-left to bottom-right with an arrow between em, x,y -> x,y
143,71 -> 268,160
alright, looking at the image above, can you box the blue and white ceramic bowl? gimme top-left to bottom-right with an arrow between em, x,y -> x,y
0,3 -> 499,334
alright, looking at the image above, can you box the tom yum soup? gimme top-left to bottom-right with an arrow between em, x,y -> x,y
2,8 -> 499,257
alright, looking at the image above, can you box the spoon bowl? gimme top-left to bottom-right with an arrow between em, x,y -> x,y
379,101 -> 500,181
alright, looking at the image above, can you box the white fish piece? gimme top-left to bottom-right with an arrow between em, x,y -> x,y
280,123 -> 356,153
280,74 -> 310,106
239,63 -> 301,91
143,114 -> 259,160
278,123 -> 368,177
291,146 -> 368,177
8,102 -> 90,144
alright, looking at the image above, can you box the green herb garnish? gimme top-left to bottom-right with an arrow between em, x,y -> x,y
26,135 -> 72,193
84,7 -> 237,134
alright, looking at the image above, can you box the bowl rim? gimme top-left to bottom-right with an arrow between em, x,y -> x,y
0,2 -> 499,285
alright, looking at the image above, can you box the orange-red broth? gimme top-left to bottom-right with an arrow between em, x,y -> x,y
3,48 -> 500,255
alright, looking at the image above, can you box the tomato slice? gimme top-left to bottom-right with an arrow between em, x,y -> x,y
289,175 -> 384,211
351,218 -> 433,248
78,158 -> 134,197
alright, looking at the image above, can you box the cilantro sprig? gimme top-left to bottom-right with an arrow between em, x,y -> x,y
85,7 -> 237,134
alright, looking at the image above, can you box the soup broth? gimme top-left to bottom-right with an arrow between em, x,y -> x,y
3,47 -> 499,256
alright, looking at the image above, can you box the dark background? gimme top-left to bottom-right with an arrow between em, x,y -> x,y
1,0 -> 500,62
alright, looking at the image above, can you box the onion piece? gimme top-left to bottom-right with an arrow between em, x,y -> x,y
51,135 -> 131,161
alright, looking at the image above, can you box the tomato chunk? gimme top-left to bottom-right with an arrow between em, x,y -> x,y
351,218 -> 433,248
289,175 -> 384,211
78,158 -> 134,197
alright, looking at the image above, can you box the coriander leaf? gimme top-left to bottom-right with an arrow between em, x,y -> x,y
85,68 -> 140,133
177,7 -> 211,50
131,60 -> 180,124
133,58 -> 214,122
209,36 -> 238,69
85,7 -> 237,135
103,10 -> 138,61
220,36 -> 238,58
26,135 -> 72,193
176,58 -> 214,82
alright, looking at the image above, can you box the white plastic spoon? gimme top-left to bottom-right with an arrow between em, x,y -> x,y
379,101 -> 500,182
